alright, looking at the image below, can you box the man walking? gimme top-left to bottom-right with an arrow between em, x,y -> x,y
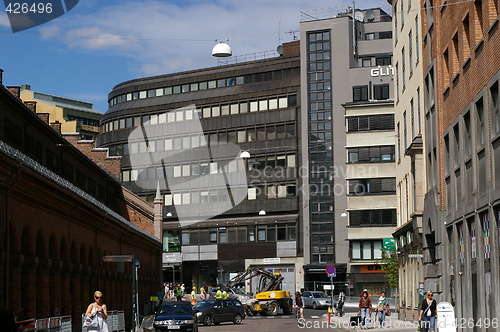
337,291 -> 345,317
175,284 -> 183,301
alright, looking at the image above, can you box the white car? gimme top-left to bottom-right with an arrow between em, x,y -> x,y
302,291 -> 336,310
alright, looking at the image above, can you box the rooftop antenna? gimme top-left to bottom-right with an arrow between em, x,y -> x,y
285,29 -> 299,41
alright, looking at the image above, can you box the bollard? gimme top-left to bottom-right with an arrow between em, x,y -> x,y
327,306 -> 331,324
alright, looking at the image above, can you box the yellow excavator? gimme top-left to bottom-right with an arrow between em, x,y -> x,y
226,266 -> 293,316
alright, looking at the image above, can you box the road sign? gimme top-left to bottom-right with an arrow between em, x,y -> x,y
150,296 -> 158,302
383,238 -> 396,250
326,265 -> 336,277
408,254 -> 424,258
103,255 -> 134,262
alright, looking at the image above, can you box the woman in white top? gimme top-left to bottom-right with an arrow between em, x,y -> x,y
85,291 -> 108,332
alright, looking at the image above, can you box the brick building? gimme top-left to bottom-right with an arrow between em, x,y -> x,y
0,73 -> 162,330
420,0 -> 500,326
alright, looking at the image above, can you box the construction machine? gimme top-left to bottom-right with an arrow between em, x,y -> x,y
226,266 -> 293,316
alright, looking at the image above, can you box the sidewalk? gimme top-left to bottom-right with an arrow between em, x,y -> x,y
326,311 -> 419,331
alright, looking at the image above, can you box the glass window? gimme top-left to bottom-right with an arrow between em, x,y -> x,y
127,93 -> 133,101
230,104 -> 239,114
173,193 -> 182,205
208,80 -> 217,89
175,110 -> 184,122
352,242 -> 361,259
269,98 -> 278,110
239,102 -> 248,113
362,58 -> 372,67
158,113 -> 167,123
266,126 -> 276,140
279,97 -> 288,108
182,192 -> 190,205
227,77 -> 235,86
173,86 -> 181,94
248,229 -> 255,241
374,241 -> 383,259
164,194 -> 173,206
259,100 -> 268,111
221,105 -> 230,116
191,135 -> 199,148
139,91 -> 147,99
167,111 -> 175,123
212,106 -> 221,117
174,166 -> 182,178
182,164 -> 190,177
165,87 -> 172,95
287,155 -> 296,168
267,186 -> 277,199
363,241 -> 372,259
257,227 -> 266,241
257,127 -> 266,141
203,107 -> 211,118
267,227 -> 276,241
277,185 -> 287,198
237,130 -> 246,143
250,101 -> 258,112
248,187 -> 257,200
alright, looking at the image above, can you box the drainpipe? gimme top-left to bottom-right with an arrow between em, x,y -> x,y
4,168 -> 21,309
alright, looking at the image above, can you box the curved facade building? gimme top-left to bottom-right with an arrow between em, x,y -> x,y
96,43 -> 304,292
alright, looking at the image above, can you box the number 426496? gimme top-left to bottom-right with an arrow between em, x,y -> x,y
5,2 -> 53,14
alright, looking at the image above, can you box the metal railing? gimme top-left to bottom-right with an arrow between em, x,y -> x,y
16,315 -> 71,332
82,310 -> 125,332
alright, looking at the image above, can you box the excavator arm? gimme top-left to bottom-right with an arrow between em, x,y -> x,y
227,266 -> 283,292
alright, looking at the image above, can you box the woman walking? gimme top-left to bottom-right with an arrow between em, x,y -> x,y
85,291 -> 108,332
419,291 -> 437,332
357,290 -> 372,329
376,291 -> 388,327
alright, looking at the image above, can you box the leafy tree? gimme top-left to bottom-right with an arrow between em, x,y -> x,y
381,251 -> 399,288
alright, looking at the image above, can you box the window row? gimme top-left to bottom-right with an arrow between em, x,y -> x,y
361,56 -> 392,67
348,209 -> 397,226
108,68 -> 300,107
181,223 -> 297,245
364,31 -> 392,40
347,114 -> 395,132
351,240 -> 383,260
160,184 -> 297,206
352,84 -> 390,102
102,95 -> 297,133
108,123 -> 297,157
121,155 -> 296,181
348,177 -> 397,195
348,145 -> 396,163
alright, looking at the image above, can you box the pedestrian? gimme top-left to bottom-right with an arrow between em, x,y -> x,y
419,291 -> 437,332
181,284 -> 185,297
293,292 -> 304,319
164,283 -> 169,299
337,291 -> 345,317
222,289 -> 229,299
357,290 -> 372,329
191,287 -> 197,305
376,291 -> 388,327
200,286 -> 206,300
175,284 -> 183,301
84,291 -> 108,332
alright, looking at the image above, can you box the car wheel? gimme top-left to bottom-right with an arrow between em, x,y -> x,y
266,301 -> 279,316
233,314 -> 243,324
312,302 -> 318,310
203,315 -> 213,326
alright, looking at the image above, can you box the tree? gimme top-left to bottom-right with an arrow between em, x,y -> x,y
381,251 -> 399,288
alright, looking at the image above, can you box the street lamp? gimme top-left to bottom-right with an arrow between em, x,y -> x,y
259,210 -> 266,216
239,150 -> 251,159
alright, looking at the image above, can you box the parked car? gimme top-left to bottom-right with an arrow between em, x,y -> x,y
302,291 -> 336,309
207,287 -> 252,302
193,299 -> 245,326
154,301 -> 198,332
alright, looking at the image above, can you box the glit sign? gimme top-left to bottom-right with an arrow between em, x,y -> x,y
371,65 -> 394,77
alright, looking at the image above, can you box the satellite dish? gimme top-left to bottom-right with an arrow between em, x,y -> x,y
366,10 -> 376,21
212,42 -> 232,57
355,11 -> 364,22
277,44 -> 283,56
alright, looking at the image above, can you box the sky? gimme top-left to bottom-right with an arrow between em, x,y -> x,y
0,0 -> 391,113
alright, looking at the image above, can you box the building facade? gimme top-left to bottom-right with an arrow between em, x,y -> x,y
20,85 -> 102,140
420,0 -> 500,327
344,100 -> 397,297
388,0 -> 427,320
97,43 -> 304,294
0,78 -> 162,330
299,8 -> 395,292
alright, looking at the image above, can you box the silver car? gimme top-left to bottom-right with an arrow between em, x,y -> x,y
302,291 -> 336,310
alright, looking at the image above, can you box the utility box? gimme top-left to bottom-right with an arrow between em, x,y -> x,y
436,302 -> 457,332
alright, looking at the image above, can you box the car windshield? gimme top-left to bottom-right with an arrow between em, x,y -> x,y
231,288 -> 247,295
313,293 -> 328,298
194,300 -> 215,310
159,304 -> 192,315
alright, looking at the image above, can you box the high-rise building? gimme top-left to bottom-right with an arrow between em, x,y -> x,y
388,0 -> 427,320
97,42 -> 304,293
299,8 -> 395,292
420,0 -> 500,324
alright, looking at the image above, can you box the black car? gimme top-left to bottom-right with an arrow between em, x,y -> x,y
193,299 -> 245,326
154,301 -> 198,332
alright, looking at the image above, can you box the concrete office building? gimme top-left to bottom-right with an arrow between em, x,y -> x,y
388,0 -> 427,320
420,0 -> 500,327
20,86 -> 102,140
344,100 -> 397,296
299,8 -> 395,292
97,42 -> 304,294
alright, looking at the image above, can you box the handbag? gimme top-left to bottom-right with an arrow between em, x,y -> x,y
384,303 -> 391,316
83,313 -> 99,328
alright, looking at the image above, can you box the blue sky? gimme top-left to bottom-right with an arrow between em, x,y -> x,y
0,0 -> 390,112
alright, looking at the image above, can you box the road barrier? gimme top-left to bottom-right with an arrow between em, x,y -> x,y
16,316 -> 71,332
82,310 -> 125,332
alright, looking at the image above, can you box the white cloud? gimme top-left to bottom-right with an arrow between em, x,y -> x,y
38,0 -> 390,76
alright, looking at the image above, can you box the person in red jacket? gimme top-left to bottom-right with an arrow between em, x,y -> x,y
357,290 -> 372,329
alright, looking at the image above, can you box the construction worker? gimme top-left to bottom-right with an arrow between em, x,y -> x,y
190,287 -> 197,305
215,287 -> 223,299
222,289 -> 229,299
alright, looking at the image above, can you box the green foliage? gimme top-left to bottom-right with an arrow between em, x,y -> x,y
381,251 -> 399,288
